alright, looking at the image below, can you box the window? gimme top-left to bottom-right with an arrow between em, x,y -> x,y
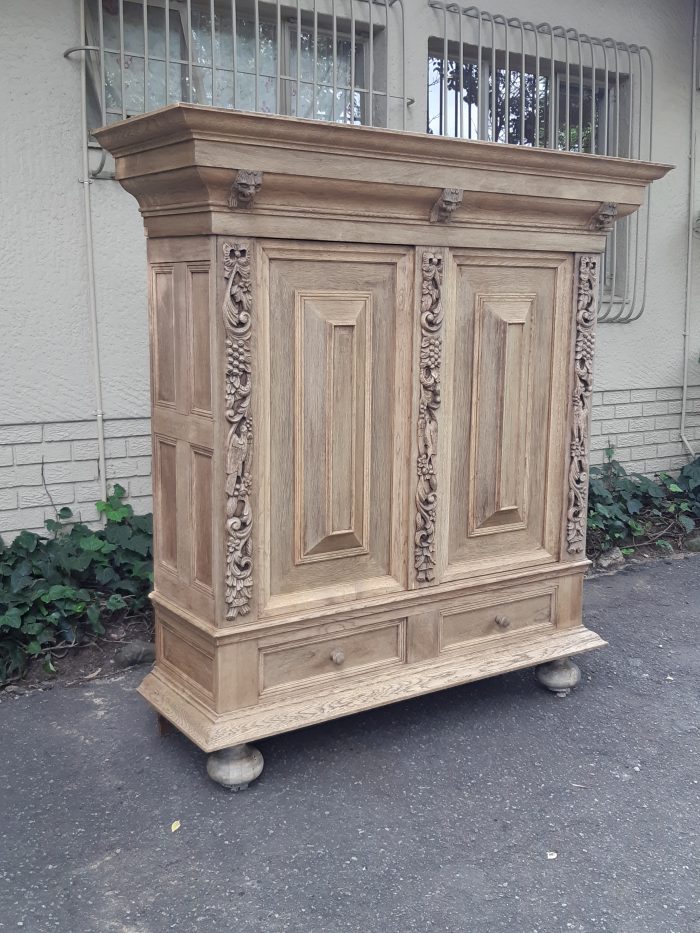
426,4 -> 653,323
84,0 -> 376,131
427,43 -> 629,158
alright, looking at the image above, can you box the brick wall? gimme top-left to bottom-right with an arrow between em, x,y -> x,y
1,389 -> 699,541
0,418 -> 152,540
590,385 -> 700,473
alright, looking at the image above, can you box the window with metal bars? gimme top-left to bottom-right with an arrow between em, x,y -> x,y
427,44 -> 631,157
427,2 -> 654,323
83,0 -> 405,132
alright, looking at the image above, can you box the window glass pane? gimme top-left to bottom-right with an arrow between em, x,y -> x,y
289,29 -> 361,123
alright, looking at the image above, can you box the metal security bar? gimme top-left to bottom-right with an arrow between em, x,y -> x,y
427,1 -> 655,323
79,0 -> 407,134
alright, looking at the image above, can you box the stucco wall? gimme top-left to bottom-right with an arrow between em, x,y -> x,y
1,0 -> 698,540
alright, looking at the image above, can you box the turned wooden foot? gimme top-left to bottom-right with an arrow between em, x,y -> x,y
536,657 -> 581,696
207,744 -> 264,791
157,713 -> 175,737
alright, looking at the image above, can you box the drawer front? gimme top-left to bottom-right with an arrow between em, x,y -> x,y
440,591 -> 554,652
260,619 -> 406,694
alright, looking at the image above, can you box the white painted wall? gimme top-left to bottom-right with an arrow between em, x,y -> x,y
1,0 -> 698,539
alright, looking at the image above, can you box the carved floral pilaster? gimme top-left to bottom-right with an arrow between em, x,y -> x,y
415,251 -> 444,583
223,241 -> 254,619
567,254 -> 599,554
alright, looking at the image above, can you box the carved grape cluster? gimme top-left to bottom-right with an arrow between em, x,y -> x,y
227,338 -> 251,376
423,336 -> 442,369
577,331 -> 595,357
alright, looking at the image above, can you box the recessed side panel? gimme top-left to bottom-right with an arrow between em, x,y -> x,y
191,447 -> 214,593
154,436 -> 178,573
446,253 -> 572,578
295,292 -> 371,563
469,295 -> 534,535
152,266 -> 176,407
187,263 -> 213,416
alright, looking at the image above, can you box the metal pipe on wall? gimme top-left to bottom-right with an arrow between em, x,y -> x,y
63,2 -> 108,508
680,0 -> 699,459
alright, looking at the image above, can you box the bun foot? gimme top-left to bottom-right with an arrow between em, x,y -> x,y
207,744 -> 264,791
536,657 -> 581,697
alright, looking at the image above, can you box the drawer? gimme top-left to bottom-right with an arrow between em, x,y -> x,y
440,591 -> 555,652
260,619 -> 406,694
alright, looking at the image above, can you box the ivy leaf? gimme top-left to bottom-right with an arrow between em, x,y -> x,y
0,608 -> 23,630
104,594 -> 127,611
128,534 -> 151,557
10,563 -> 32,594
79,536 -> 104,552
678,514 -> 695,534
16,531 -> 40,553
627,498 -> 642,515
40,584 -> 78,603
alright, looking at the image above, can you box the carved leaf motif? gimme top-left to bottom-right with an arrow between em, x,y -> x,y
566,254 -> 599,554
415,252 -> 444,584
223,241 -> 254,619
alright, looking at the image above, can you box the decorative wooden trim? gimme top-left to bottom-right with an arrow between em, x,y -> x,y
589,202 -> 617,233
228,170 -> 263,209
415,251 -> 444,583
139,624 -> 607,751
223,241 -> 254,619
567,254 -> 599,554
429,187 -> 463,223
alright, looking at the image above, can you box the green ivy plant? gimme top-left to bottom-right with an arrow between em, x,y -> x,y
0,485 -> 152,684
587,447 -> 700,558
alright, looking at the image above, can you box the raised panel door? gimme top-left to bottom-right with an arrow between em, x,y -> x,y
257,243 -> 413,616
441,252 -> 573,579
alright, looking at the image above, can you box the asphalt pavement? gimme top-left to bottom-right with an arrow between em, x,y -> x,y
1,556 -> 699,933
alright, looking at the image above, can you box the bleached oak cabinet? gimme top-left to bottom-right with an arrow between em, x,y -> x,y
96,106 -> 668,789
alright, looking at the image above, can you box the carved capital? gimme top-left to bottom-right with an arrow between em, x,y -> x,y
415,251 -> 444,583
589,201 -> 617,233
228,170 -> 263,210
223,241 -> 254,619
429,187 -> 463,224
566,254 -> 599,554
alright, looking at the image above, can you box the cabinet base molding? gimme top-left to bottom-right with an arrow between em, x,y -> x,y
141,625 -> 606,753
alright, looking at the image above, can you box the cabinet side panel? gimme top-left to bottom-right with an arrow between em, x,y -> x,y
147,238 -> 217,624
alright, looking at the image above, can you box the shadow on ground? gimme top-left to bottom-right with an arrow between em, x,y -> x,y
1,556 -> 698,933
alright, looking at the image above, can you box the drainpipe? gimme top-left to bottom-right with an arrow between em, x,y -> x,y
63,4 -> 108,504
680,0 -> 698,458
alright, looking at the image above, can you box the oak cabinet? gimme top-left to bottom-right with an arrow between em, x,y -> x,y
96,106 -> 668,788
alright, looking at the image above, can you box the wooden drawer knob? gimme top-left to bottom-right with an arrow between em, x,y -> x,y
495,615 -> 511,630
330,648 -> 346,666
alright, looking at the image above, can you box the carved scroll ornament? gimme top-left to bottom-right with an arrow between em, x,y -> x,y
223,241 -> 253,619
567,254 -> 599,554
228,170 -> 263,210
429,187 -> 463,223
415,251 -> 444,583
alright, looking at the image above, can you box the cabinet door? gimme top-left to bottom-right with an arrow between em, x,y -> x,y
442,251 -> 573,579
257,243 -> 413,616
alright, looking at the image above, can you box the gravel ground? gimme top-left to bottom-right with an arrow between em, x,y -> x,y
1,556 -> 698,933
